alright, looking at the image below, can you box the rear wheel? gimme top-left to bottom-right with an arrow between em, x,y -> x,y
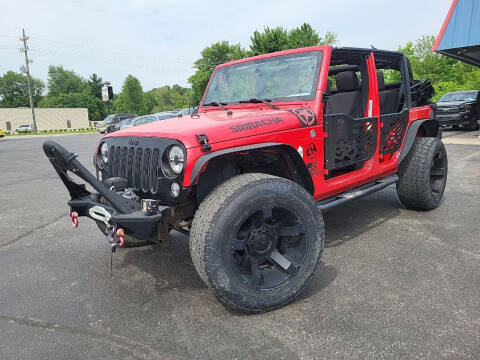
396,137 -> 448,210
190,173 -> 325,313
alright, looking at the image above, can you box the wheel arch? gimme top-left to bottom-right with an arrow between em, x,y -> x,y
190,143 -> 314,202
399,119 -> 441,164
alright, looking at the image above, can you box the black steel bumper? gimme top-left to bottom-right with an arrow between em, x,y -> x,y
43,140 -> 170,239
435,112 -> 472,126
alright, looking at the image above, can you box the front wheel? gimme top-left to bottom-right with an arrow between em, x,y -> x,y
190,173 -> 325,313
396,137 -> 448,210
463,113 -> 479,131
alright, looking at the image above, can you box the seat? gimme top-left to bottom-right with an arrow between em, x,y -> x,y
326,71 -> 363,118
377,71 -> 398,114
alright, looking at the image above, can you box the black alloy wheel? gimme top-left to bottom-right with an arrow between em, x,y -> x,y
430,150 -> 447,197
230,206 -> 307,290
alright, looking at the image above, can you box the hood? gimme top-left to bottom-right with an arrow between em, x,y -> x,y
104,107 -> 313,149
436,101 -> 472,107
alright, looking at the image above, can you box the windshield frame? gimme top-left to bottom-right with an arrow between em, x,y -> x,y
201,50 -> 324,107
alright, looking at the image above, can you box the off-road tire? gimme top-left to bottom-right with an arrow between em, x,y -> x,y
463,112 -> 479,131
190,173 -> 325,313
396,137 -> 448,210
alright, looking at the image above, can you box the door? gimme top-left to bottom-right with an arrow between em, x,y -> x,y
323,49 -> 379,178
374,52 -> 411,165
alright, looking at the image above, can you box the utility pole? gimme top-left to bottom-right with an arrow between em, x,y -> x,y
19,28 -> 37,133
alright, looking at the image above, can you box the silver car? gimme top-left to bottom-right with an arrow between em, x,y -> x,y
16,124 -> 34,133
120,111 -> 178,130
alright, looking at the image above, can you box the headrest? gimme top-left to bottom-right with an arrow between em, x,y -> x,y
376,71 -> 385,91
336,71 -> 359,92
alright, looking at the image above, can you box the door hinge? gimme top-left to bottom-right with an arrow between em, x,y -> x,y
196,134 -> 211,153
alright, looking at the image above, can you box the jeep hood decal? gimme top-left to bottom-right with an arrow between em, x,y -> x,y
104,108 -> 313,148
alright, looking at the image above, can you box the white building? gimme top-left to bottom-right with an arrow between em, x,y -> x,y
0,108 -> 89,131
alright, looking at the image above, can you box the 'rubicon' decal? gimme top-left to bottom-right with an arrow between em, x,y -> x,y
229,116 -> 283,133
290,108 -> 317,127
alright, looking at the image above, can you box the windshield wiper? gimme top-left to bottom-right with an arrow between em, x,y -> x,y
203,101 -> 231,113
238,98 -> 280,110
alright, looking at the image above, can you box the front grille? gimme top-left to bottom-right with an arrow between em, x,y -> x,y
108,144 -> 158,193
436,106 -> 460,115
103,137 -> 183,198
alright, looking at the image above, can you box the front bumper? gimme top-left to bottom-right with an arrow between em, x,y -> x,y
95,125 -> 108,133
435,111 -> 472,126
43,140 -> 170,239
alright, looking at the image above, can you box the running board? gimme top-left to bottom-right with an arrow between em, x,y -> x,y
316,174 -> 399,211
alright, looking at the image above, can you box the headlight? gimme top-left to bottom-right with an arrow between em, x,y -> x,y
168,146 -> 184,175
100,142 -> 109,164
464,105 -> 471,112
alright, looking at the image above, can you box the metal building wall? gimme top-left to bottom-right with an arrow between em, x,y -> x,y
434,0 -> 480,66
0,108 -> 89,131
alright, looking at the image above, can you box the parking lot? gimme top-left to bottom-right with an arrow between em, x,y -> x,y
0,132 -> 479,359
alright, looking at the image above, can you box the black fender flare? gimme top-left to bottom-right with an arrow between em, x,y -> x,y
189,142 -> 314,194
398,119 -> 441,164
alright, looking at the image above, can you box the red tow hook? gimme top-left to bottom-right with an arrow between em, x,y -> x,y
110,228 -> 125,276
70,211 -> 79,228
115,228 -> 125,248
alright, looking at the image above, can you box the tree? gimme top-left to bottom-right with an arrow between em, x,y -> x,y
287,23 -> 320,49
38,89 -> 106,121
47,65 -> 85,96
114,75 -> 145,114
0,71 -> 44,108
250,26 -> 289,55
250,24 -> 338,56
143,91 -> 158,114
86,73 -> 104,99
319,31 -> 338,46
397,35 -> 480,101
188,41 -> 247,104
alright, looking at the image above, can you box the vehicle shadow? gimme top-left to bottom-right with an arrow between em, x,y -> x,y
121,233 -> 206,292
322,186 -> 402,248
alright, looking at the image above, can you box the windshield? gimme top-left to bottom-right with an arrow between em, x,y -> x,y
101,115 -> 115,124
440,91 -> 478,102
122,118 -> 134,125
158,114 -> 177,120
203,51 -> 323,105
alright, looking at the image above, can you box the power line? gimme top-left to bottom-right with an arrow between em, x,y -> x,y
19,28 -> 38,133
30,36 -> 193,65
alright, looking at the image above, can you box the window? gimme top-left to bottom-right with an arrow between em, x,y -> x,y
439,91 -> 478,102
134,117 -> 147,126
203,51 -> 323,104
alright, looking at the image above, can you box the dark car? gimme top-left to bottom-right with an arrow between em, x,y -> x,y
435,90 -> 480,130
105,112 -> 178,133
96,114 -> 136,134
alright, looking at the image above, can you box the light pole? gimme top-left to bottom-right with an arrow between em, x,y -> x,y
102,82 -> 113,115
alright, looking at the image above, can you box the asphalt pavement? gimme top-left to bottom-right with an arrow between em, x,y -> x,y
0,131 -> 479,359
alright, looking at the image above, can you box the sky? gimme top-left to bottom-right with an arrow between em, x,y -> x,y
0,0 -> 453,93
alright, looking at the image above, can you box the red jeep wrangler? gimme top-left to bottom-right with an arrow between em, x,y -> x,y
44,46 -> 447,313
